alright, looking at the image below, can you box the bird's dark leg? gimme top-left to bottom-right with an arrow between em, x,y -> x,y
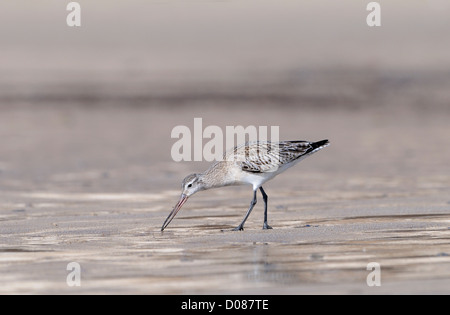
233,189 -> 257,231
260,187 -> 272,230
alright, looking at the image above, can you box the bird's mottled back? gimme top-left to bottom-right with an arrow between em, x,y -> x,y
225,140 -> 329,173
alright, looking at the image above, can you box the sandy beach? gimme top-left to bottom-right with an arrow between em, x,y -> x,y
1,1 -> 450,295
1,98 -> 449,294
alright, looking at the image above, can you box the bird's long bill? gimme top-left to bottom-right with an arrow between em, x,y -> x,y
161,194 -> 188,231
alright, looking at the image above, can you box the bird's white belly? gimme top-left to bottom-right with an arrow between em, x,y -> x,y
234,162 -> 297,190
240,172 -> 274,189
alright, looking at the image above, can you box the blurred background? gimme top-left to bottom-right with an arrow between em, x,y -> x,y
1,0 -> 450,295
0,0 -> 449,192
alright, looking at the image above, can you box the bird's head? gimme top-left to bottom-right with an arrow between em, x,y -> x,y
161,173 -> 205,231
180,173 -> 205,197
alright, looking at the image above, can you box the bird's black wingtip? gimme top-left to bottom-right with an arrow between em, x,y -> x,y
312,139 -> 330,148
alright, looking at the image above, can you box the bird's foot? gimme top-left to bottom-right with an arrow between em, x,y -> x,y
263,223 -> 273,230
232,225 -> 244,231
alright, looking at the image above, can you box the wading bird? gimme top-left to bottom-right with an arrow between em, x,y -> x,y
161,139 -> 329,231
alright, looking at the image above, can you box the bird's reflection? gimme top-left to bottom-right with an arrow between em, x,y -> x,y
246,244 -> 300,285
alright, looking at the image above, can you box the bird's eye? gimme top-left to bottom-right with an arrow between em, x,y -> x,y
187,184 -> 192,188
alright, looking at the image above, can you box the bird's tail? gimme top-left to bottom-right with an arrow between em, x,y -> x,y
306,139 -> 330,155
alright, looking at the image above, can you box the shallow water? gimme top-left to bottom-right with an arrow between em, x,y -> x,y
2,0 -> 450,294
1,65 -> 450,294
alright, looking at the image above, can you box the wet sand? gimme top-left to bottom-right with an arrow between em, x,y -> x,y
1,0 -> 450,295
0,82 -> 449,294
